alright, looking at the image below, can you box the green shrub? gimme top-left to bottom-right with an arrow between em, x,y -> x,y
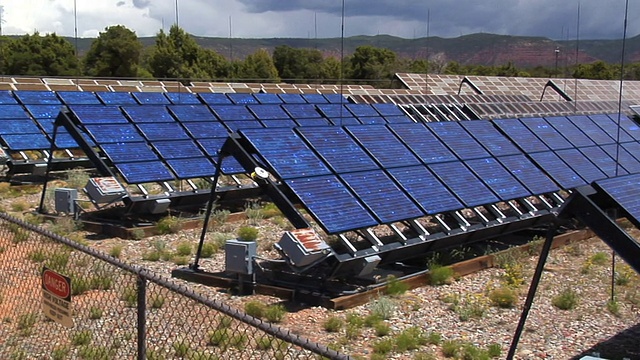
429,264 -> 455,286
385,275 -> 409,296
188,351 -> 217,360
175,242 -> 192,256
51,346 -> 70,360
606,299 -> 620,317
156,216 -> 182,234
370,297 -> 396,320
28,249 -> 47,263
346,312 -> 364,328
172,255 -> 189,266
345,323 -> 361,340
217,315 -> 233,329
264,304 -> 287,323
590,252 -> 608,266
488,286 -> 518,308
373,321 -> 390,337
487,343 -> 502,358
199,242 -> 216,258
172,340 -> 190,357
17,312 -> 38,335
364,313 -> 383,327
552,288 -> 578,310
121,287 -> 137,308
441,340 -> 462,358
323,316 -> 343,332
262,203 -> 282,218
71,330 -> 93,346
11,201 -> 29,212
142,250 -> 161,262
372,338 -> 394,354
77,345 -> 113,360
207,329 -> 229,347
71,276 -> 91,296
237,226 -> 258,241
89,307 -> 103,320
150,294 -> 165,309
244,300 -> 266,319
109,244 -> 123,258
395,327 -> 424,351
427,331 -> 442,345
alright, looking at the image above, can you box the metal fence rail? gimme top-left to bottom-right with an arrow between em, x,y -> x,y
0,212 -> 349,360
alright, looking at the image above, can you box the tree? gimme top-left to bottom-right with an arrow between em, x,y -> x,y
573,61 -> 615,80
348,45 -> 398,83
4,32 -> 79,76
83,25 -> 142,78
272,45 -> 325,82
238,48 -> 279,82
145,25 -> 229,81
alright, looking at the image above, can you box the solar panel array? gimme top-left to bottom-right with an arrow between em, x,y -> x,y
595,173 -> 640,225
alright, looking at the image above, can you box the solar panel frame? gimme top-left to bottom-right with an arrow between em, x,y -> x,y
428,161 -> 500,208
95,91 -> 138,105
340,170 -> 424,223
115,161 -> 175,184
387,166 -> 464,214
295,118 -> 332,127
497,154 -> 559,195
122,105 -> 174,123
345,125 -> 421,168
464,157 -> 531,201
528,151 -> 587,189
595,174 -> 640,224
296,127 -> 379,173
426,121 -> 491,160
460,121 -> 522,157
493,119 -> 550,153
197,138 -> 246,174
286,175 -> 379,233
389,123 -> 458,164
131,92 -> 171,105
223,120 -> 264,131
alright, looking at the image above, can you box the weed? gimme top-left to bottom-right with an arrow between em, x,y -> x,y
199,242 -> 216,258
427,331 -> 442,345
130,228 -> 146,240
487,343 -> 502,357
172,340 -> 191,357
346,312 -> 365,328
175,241 -> 192,256
606,299 -> 621,317
264,304 -> 287,323
207,329 -> 229,347
527,235 -> 545,256
615,265 -> 635,286
142,250 -> 161,262
428,264 -> 455,286
156,216 -> 182,234
145,349 -> 166,360
89,307 -> 103,320
237,226 -> 258,241
373,321 -> 390,337
345,323 -> 361,340
385,275 -> 409,296
262,203 -> 282,218
488,286 -> 518,308
71,330 -> 93,346
109,244 -> 123,258
395,326 -> 425,351
188,351 -> 217,360
245,201 -> 265,225
323,316 -> 343,332
173,255 -> 189,266
17,312 -> 38,336
11,200 -> 29,212
65,168 -> 90,189
90,275 -> 114,291
51,346 -> 70,360
370,296 -> 396,320
413,354 -> 437,360
460,343 -> 491,360
230,333 -> 248,349
372,338 -> 394,354
28,249 -> 47,263
502,261 -> 525,287
590,252 -> 609,266
552,288 -> 578,310
49,218 -> 81,236
364,313 -> 383,327
10,350 -> 27,360
121,287 -> 138,308
209,208 -> 230,227
71,276 -> 91,296
441,340 -> 462,357
150,294 -> 165,309
244,300 -> 266,319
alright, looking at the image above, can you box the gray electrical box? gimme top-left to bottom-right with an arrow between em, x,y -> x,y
277,228 -> 331,267
84,177 -> 126,204
55,188 -> 78,214
225,240 -> 257,275
146,199 -> 171,214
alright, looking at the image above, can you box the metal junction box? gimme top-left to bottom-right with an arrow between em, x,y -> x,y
54,188 -> 78,214
277,228 -> 331,267
225,240 -> 257,275
84,177 -> 126,204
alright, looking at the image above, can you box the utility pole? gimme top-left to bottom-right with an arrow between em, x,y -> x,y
554,47 -> 560,78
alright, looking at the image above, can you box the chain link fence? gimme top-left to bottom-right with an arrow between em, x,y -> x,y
0,212 -> 349,360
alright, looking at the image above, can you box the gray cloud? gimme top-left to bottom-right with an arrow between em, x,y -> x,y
116,1 -> 125,7
132,0 -> 151,9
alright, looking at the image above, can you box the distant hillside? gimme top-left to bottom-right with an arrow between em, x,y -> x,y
63,33 -> 640,68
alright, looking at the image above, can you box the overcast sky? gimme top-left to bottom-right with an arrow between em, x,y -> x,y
0,1 -> 637,40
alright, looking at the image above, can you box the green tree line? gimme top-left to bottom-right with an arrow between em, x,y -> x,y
1,25 -> 639,86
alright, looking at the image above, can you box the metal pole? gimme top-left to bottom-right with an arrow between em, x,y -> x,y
136,275 -> 147,360
507,223 -> 557,359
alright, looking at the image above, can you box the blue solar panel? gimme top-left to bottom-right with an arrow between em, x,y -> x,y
384,115 -> 414,123
498,155 -> 559,195
0,120 -> 42,135
295,118 -> 331,127
609,114 -> 640,141
71,105 -> 129,124
317,104 -> 348,118
578,146 -> 627,178
227,93 -> 258,105
84,124 -> 144,143
241,128 -> 331,179
224,120 -> 264,131
123,105 -> 173,123
346,125 -> 420,168
132,92 -> 171,105
253,93 -> 282,104
115,161 -> 174,183
323,94 -> 347,104
35,119 -> 55,133
460,121 -> 521,157
493,119 -> 549,153
14,91 -> 61,105
601,144 -> 640,174
545,116 -> 595,148
278,94 -> 306,104
101,142 -> 158,163
299,94 -> 326,104
165,92 -> 201,105
523,118 -> 571,151
297,127 -> 378,173
328,117 -> 361,125
282,104 -> 321,119
465,158 -> 531,201
167,158 -> 216,179
595,174 -> 640,223
390,123 -> 457,164
182,121 -> 228,139
0,91 -> 17,104
197,138 -> 246,174
57,91 -> 101,105
373,103 -> 405,117
95,91 -> 138,105
589,114 -> 634,143
341,170 -> 424,223
25,104 -> 64,119
0,105 -> 31,119
248,105 -> 290,120
346,104 -> 379,117
286,175 -> 378,233
198,93 -> 232,105
528,152 -> 586,188
168,105 -> 216,122
555,148 -> 606,183
53,132 -> 80,148
621,142 -> 640,164
427,121 -> 490,160
359,117 -> 387,125
137,123 -> 190,141
152,140 -> 205,159
261,119 -> 298,128
209,105 -> 256,121
388,166 -> 463,214
1,133 -> 51,150
567,115 -> 614,145
428,161 -> 500,208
